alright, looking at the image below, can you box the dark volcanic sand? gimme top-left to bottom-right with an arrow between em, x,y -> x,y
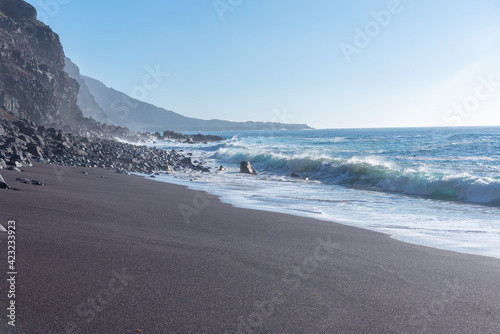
0,163 -> 499,333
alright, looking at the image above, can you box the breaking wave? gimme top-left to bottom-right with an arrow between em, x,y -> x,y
213,147 -> 500,205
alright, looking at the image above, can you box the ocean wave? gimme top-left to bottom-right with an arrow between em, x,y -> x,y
401,156 -> 496,162
212,147 -> 500,205
324,161 -> 500,204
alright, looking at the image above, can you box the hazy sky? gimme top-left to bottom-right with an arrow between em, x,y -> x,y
26,0 -> 500,129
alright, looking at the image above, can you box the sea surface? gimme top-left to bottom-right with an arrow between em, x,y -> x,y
147,127 -> 500,258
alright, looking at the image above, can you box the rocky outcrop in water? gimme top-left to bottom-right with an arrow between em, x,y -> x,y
240,161 -> 259,175
154,130 -> 223,144
290,172 -> 308,180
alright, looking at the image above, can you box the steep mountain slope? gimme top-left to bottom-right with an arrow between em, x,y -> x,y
66,61 -> 311,132
0,0 -> 87,129
64,57 -> 109,123
0,0 -> 311,134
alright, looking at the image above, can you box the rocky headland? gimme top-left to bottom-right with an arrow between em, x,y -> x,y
0,0 -> 83,129
0,0 -> 225,184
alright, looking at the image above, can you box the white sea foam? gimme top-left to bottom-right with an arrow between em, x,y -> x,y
209,146 -> 500,205
149,127 -> 500,258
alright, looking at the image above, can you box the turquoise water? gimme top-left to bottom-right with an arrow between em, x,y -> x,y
150,127 -> 500,258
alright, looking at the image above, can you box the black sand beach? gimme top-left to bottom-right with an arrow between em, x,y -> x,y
1,163 -> 500,333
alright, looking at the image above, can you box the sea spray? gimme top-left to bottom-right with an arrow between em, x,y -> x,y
212,146 -> 500,205
151,127 -> 500,258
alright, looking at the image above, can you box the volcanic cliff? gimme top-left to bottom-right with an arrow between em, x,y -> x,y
0,0 -> 88,130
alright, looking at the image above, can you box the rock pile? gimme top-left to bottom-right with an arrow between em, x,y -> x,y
0,117 -> 219,175
151,131 -> 224,144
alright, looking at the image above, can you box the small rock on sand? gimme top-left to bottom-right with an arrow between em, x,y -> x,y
0,175 -> 12,189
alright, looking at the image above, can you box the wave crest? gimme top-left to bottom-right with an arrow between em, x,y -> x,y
212,147 -> 500,205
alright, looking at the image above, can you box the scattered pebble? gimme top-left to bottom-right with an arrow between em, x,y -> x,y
0,175 -> 12,190
31,180 -> 44,186
15,178 -> 44,186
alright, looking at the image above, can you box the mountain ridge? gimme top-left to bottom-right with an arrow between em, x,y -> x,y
65,58 -> 312,132
64,57 -> 110,124
0,0 -> 311,134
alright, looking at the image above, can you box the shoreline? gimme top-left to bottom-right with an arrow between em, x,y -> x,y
145,169 -> 500,260
149,127 -> 500,261
1,163 -> 500,333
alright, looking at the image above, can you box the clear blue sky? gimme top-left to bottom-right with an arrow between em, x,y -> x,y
26,0 -> 500,129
